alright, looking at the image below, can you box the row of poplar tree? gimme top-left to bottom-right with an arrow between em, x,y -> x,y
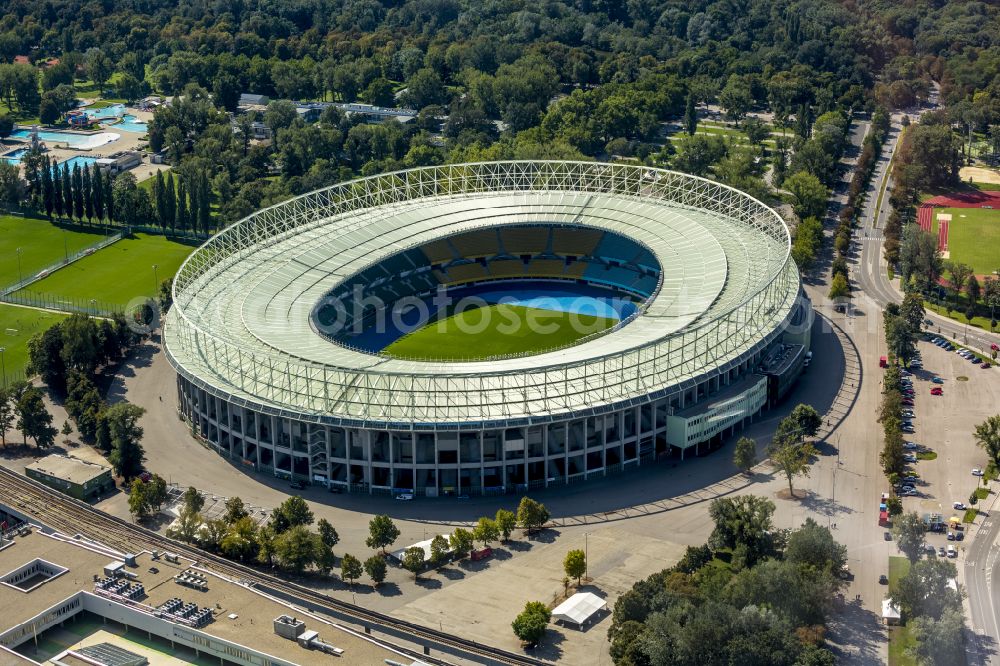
34,156 -> 212,234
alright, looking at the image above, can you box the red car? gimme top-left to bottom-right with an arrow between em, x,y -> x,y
930,387 -> 943,395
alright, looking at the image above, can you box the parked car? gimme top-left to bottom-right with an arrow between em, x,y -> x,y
954,502 -> 967,510
956,531 -> 965,541
939,546 -> 947,557
947,546 -> 957,558
932,377 -> 944,384
884,531 -> 892,541
901,488 -> 919,496
902,475 -> 919,483
395,493 -> 414,501
879,574 -> 889,585
973,468 -> 984,476
925,543 -> 936,554
947,531 -> 955,540
289,480 -> 306,490
930,387 -> 943,395
904,442 -> 918,450
904,454 -> 918,463
983,362 -> 993,369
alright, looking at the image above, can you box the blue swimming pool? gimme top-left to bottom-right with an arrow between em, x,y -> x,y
11,129 -> 119,150
59,156 -> 98,171
86,104 -> 126,120
114,114 -> 148,133
2,148 -> 27,164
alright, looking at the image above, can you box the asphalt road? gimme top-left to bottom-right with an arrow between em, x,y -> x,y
854,86 -> 1000,664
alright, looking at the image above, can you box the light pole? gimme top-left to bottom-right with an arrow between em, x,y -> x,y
15,247 -> 23,284
0,346 -> 5,387
152,264 -> 159,292
62,229 -> 68,263
585,532 -> 590,581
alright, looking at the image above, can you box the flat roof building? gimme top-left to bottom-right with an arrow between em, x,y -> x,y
24,454 -> 113,501
0,526 -> 406,665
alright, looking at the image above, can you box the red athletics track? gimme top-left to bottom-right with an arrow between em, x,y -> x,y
919,190 -> 1000,252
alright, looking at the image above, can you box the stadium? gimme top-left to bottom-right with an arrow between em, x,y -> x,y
164,161 -> 812,497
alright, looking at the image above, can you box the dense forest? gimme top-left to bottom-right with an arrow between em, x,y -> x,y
0,0 -> 996,229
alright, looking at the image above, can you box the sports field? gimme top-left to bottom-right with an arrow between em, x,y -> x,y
383,303 -> 617,360
0,215 -> 113,287
16,233 -> 195,308
0,303 -> 67,387
940,207 -> 1000,274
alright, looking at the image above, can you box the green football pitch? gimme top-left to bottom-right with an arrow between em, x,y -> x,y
382,303 -> 618,360
0,215 -> 113,288
16,233 -> 195,308
942,207 -> 1000,274
0,303 -> 67,387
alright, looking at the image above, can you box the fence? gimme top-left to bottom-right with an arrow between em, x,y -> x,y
0,228 -> 124,297
0,290 -> 124,317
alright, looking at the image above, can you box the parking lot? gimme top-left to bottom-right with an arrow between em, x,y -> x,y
892,332 -> 999,563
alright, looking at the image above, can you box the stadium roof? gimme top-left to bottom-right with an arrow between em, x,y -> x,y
166,161 -> 799,426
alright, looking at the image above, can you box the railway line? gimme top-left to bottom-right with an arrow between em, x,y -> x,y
0,466 -> 547,666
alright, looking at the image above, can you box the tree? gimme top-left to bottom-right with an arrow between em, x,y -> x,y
430,535 -> 450,566
317,518 -> 339,549
223,496 -> 249,524
220,517 -> 259,562
891,557 -> 961,620
828,273 -> 849,300
270,496 -> 314,533
364,554 -> 387,586
39,97 -> 60,125
684,91 -> 697,136
182,485 -> 205,514
708,495 -> 776,568
340,553 -> 363,586
199,519 -> 228,552
512,601 -> 550,646
169,505 -> 202,543
128,479 -> 151,519
517,497 -> 550,535
84,48 -> 113,89
564,549 -> 586,585
785,171 -> 828,220
945,261 -> 973,310
768,437 -> 817,497
910,609 -> 966,665
495,509 -> 517,542
785,518 -> 847,572
0,388 -> 15,445
719,75 -> 752,126
892,512 -> 927,562
111,172 -> 152,226
147,474 -> 167,511
274,525 -> 319,573
973,415 -> 1000,466
104,403 -> 146,481
900,291 -> 926,333
886,496 -> 903,517
366,514 -> 400,554
60,419 -> 73,443
733,436 -> 757,474
743,117 -> 770,146
16,387 -> 55,448
449,528 -> 474,558
402,546 -> 425,580
473,517 -> 499,547
786,404 -> 823,439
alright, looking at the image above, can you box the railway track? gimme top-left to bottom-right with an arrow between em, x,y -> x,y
0,466 -> 547,666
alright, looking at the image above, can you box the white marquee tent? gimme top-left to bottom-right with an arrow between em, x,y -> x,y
551,592 -> 607,628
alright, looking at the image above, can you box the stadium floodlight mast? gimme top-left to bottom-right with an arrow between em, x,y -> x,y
0,346 -> 5,386
152,264 -> 159,292
15,247 -> 22,284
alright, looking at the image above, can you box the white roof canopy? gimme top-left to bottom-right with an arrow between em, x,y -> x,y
551,592 -> 607,626
390,535 -> 451,562
881,598 -> 901,620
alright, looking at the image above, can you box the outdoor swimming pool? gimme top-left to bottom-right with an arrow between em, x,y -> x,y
86,104 -> 126,120
2,148 -> 27,164
60,156 -> 98,171
113,114 -> 148,133
11,129 -> 120,150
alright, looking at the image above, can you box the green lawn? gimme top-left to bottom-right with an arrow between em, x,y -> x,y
940,206 -> 1000,275
383,303 -> 617,361
0,303 -> 67,387
0,215 -> 114,288
888,556 -> 916,666
15,233 -> 194,308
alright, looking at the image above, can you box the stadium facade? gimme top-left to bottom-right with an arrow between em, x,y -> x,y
164,161 -> 812,496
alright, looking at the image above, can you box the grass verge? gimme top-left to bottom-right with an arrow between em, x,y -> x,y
888,556 -> 916,666
0,215 -> 114,287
